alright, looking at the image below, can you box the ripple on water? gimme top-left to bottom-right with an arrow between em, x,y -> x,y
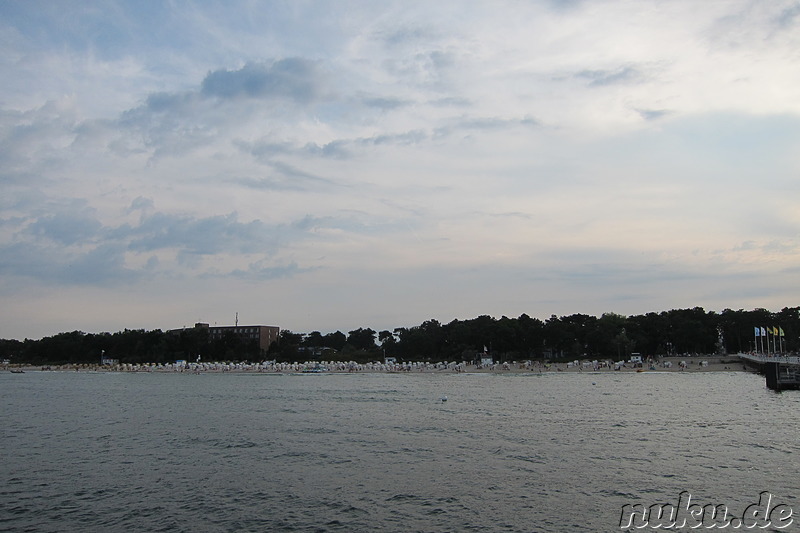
1,371 -> 797,532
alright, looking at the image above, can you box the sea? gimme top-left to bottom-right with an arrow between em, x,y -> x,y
2,369 -> 799,532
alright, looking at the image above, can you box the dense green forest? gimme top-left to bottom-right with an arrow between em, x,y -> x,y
1,307 -> 797,365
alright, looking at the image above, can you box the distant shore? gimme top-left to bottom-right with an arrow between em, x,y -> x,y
4,356 -> 749,374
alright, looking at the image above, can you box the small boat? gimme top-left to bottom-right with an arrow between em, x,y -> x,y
9,369 -> 25,374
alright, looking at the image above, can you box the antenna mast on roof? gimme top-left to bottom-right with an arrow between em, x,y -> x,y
235,312 -> 238,327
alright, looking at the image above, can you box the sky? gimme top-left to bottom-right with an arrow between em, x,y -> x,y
1,0 -> 799,340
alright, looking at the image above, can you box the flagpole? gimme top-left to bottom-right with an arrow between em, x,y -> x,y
757,327 -> 762,354
768,327 -> 773,355
770,327 -> 775,355
754,327 -> 758,354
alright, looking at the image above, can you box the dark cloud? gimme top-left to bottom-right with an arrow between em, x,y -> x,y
239,130 -> 428,168
303,140 -> 351,159
291,214 -> 326,232
734,241 -> 757,251
783,264 -> 800,274
545,0 -> 585,10
201,59 -> 323,103
0,241 -> 138,286
117,92 -> 214,159
302,130 -> 428,158
577,66 -> 641,87
122,212 -> 278,255
544,259 -> 712,288
242,117 -> 525,164
378,36 -> 457,88
427,50 -> 455,70
60,243 -> 138,285
128,196 -> 154,212
636,108 -> 672,121
759,240 -> 799,255
0,105 -> 79,182
230,261 -> 311,281
28,212 -> 102,245
236,138 -> 340,164
362,130 -> 427,146
774,4 -> 800,29
145,91 -> 195,112
434,115 -> 539,137
458,116 -> 538,130
361,96 -> 412,110
236,139 -> 295,159
118,210 -> 328,259
225,175 -> 306,192
228,141 -> 344,188
429,96 -> 471,108
0,170 -> 39,186
0,242 -> 60,282
381,26 -> 438,47
109,58 -> 327,160
2,208 -> 325,286
267,160 -> 338,186
0,216 -> 26,228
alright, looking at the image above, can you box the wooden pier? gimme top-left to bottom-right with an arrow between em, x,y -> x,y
738,353 -> 800,391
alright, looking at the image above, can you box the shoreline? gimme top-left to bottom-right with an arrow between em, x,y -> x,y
4,356 -> 749,375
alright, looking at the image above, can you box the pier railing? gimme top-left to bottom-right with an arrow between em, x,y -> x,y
737,353 -> 800,391
738,353 -> 800,365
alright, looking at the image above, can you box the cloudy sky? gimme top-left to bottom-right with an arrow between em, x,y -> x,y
1,1 -> 798,340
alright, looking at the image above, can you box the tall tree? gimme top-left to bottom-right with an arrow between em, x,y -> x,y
347,328 -> 377,351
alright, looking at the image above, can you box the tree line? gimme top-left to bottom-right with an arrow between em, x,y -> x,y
1,307 -> 797,365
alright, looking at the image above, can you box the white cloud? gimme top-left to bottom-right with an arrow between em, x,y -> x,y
0,0 -> 798,339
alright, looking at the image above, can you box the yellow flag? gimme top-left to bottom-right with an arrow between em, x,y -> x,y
773,326 -> 779,336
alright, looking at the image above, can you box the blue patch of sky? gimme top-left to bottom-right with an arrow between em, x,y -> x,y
584,112 -> 800,184
0,2 -> 166,58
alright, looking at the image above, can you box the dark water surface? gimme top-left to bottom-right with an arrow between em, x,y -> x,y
2,370 -> 799,532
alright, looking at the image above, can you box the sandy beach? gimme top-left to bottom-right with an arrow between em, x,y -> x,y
5,356 -> 748,374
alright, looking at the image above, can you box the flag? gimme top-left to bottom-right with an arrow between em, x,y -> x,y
754,327 -> 760,337
761,327 -> 767,336
780,327 -> 785,337
773,326 -> 779,336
